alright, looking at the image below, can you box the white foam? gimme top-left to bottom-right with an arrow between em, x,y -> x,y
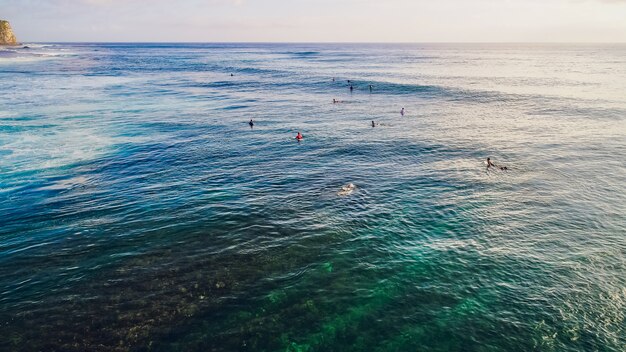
0,44 -> 76,64
0,128 -> 114,173
19,44 -> 54,49
38,176 -> 89,191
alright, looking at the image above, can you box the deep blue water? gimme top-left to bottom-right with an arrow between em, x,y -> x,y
0,43 -> 625,351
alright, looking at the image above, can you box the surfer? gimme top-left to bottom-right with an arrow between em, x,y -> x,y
295,132 -> 303,141
350,85 -> 354,92
249,119 -> 254,128
369,85 -> 373,92
338,183 -> 356,196
487,157 -> 509,170
371,120 -> 376,127
401,107 -> 405,116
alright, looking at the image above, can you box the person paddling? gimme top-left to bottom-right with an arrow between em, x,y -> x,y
487,158 -> 508,170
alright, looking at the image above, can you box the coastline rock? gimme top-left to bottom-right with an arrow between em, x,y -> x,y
0,20 -> 18,46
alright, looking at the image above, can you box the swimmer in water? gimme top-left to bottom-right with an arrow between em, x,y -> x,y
350,85 -> 354,92
295,132 -> 303,141
369,85 -> 373,92
338,183 -> 356,196
371,121 -> 376,127
487,157 -> 496,168
401,108 -> 405,116
230,73 -> 234,77
249,119 -> 254,127
333,99 -> 338,104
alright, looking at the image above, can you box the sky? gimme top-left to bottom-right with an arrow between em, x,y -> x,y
2,0 -> 626,42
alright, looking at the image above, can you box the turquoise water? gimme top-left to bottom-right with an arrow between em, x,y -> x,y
0,43 -> 625,351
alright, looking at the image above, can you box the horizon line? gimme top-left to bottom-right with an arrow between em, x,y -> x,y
15,41 -> 626,45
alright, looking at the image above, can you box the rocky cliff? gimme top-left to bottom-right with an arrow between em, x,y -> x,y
0,20 -> 18,45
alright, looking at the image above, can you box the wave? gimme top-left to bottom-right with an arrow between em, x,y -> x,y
344,79 -> 449,97
0,45 -> 74,63
234,66 -> 288,76
280,51 -> 321,58
527,105 -> 626,120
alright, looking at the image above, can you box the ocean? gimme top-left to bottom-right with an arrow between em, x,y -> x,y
0,43 -> 625,351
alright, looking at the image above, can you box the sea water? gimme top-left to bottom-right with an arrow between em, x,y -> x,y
0,43 -> 625,351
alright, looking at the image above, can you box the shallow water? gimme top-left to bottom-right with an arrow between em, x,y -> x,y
0,43 -> 625,351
